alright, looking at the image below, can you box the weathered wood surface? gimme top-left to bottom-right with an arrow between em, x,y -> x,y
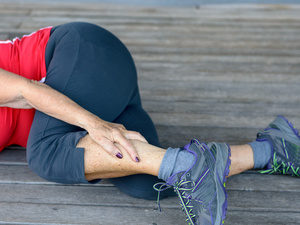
0,1 -> 300,224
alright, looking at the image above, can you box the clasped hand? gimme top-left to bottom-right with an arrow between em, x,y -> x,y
87,119 -> 148,162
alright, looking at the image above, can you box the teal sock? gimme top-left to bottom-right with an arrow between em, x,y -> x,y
158,147 -> 195,181
249,141 -> 272,169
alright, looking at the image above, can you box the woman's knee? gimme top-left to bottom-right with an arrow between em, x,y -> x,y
26,141 -> 55,182
26,141 -> 65,183
27,131 -> 89,184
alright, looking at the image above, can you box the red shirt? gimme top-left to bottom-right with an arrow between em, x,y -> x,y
0,27 -> 52,151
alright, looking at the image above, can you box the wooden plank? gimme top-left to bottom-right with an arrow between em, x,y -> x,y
0,183 -> 177,207
135,61 -> 299,75
0,165 -> 50,183
133,54 -> 300,65
143,101 -> 300,118
149,113 -> 268,129
138,83 -> 300,105
129,46 -> 300,57
0,164 -> 112,187
136,70 -> 300,84
226,173 -> 300,192
1,173 -> 300,225
2,173 -> 300,206
1,200 -> 299,225
156,125 -> 260,147
0,148 -> 27,164
225,211 -> 300,225
22,4 -> 300,21
0,202 -> 185,225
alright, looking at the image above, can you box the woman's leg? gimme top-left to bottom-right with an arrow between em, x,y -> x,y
27,22 -> 143,184
79,115 -> 300,224
228,144 -> 254,176
80,137 -> 254,180
78,134 -> 254,224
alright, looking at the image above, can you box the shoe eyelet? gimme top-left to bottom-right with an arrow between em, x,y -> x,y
186,173 -> 191,177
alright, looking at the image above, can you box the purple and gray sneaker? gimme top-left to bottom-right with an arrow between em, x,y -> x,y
257,116 -> 300,176
154,139 -> 231,225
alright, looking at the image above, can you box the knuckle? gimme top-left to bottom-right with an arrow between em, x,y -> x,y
111,127 -> 120,135
116,124 -> 126,130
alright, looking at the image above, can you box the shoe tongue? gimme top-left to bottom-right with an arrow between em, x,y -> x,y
209,144 -> 217,159
191,153 -> 206,180
270,124 -> 279,129
204,143 -> 217,171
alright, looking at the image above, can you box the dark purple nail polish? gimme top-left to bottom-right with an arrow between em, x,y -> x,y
116,153 -> 123,159
135,157 -> 140,162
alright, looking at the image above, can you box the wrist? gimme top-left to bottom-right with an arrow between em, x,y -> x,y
79,112 -> 102,132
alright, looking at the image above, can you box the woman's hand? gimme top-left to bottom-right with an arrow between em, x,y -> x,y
86,118 -> 148,162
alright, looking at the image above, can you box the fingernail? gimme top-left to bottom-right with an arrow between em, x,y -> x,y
116,153 -> 123,159
135,157 -> 140,162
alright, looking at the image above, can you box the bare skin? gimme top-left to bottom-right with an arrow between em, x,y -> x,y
78,134 -> 255,181
229,144 -> 255,176
77,134 -> 165,180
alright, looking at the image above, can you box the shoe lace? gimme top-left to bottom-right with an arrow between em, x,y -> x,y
153,180 -> 196,225
260,152 -> 300,176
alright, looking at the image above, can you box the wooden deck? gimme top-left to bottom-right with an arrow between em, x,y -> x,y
1,1 -> 300,224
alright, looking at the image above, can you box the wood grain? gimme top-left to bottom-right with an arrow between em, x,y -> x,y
1,2 -> 300,224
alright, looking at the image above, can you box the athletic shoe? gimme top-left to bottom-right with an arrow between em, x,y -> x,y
257,116 -> 300,176
154,139 -> 231,225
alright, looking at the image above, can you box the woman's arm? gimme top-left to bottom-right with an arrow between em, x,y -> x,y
0,68 -> 146,162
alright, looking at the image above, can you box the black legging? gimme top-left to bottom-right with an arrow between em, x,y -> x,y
26,22 -> 174,200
